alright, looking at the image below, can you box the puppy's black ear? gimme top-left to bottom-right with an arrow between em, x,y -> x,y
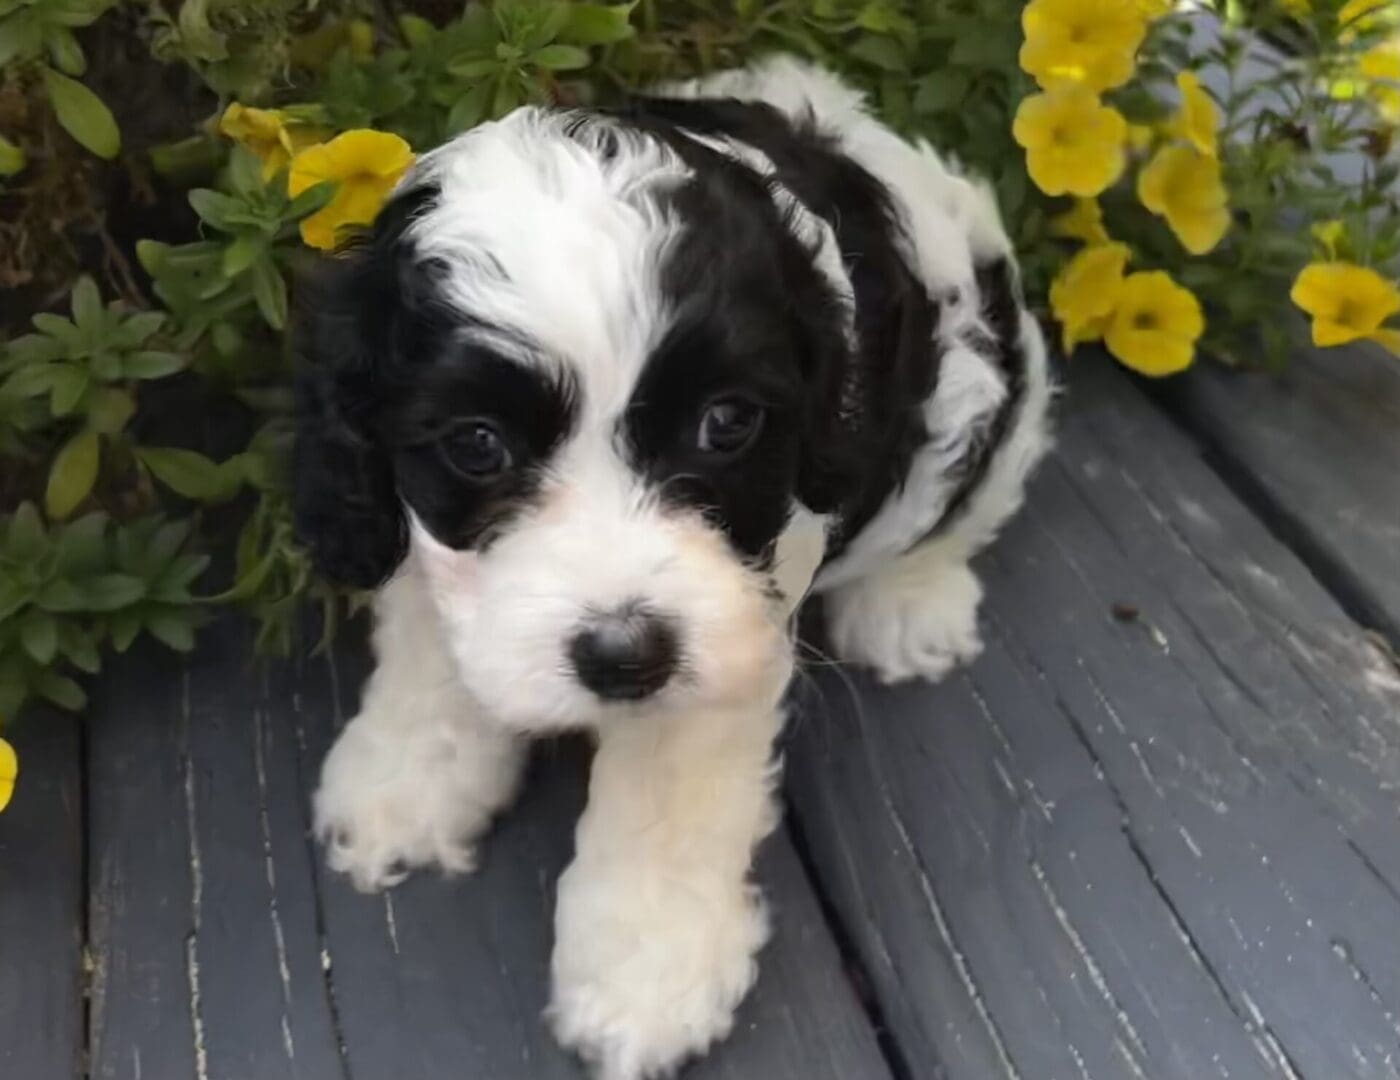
292,251 -> 407,589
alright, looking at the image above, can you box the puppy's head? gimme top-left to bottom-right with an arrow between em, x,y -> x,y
294,110 -> 854,730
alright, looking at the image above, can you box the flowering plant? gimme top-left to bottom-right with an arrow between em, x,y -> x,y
0,0 -> 1397,802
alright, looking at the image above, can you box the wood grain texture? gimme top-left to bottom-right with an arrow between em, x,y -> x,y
0,710 -> 83,1080
284,627 -> 894,1080
1158,341 -> 1400,643
86,622 -> 346,1080
786,359 -> 1400,1080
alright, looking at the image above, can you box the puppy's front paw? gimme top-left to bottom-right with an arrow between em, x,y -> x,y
550,873 -> 769,1080
827,556 -> 984,684
313,710 -> 521,892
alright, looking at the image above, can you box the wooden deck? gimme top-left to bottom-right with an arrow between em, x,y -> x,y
4,346 -> 1400,1080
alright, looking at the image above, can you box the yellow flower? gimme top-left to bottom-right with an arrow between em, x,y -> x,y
1050,197 -> 1112,245
1014,85 -> 1129,196
1050,242 -> 1131,353
1360,38 -> 1400,123
1290,262 -> 1400,354
1104,271 -> 1204,376
1136,0 -> 1174,17
1126,122 -> 1155,153
1020,0 -> 1148,92
220,104 -> 327,181
288,130 -> 416,251
1340,0 -> 1391,37
1138,144 -> 1230,254
0,736 -> 15,812
1171,71 -> 1221,157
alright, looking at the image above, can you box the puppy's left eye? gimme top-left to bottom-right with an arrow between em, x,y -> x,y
438,419 -> 512,481
698,397 -> 764,455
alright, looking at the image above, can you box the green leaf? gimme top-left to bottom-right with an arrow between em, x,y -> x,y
69,275 -> 102,331
81,573 -> 146,611
20,611 -> 57,664
558,2 -> 636,46
285,180 -> 337,221
147,609 -> 196,652
44,25 -> 85,75
188,188 -> 245,231
46,428 -> 100,519
226,145 -> 263,197
42,66 -> 120,159
398,12 -> 435,46
222,234 -> 263,277
123,350 -> 186,380
849,34 -> 906,72
137,446 -> 242,503
914,69 -> 971,114
531,43 -> 590,70
135,239 -> 169,275
31,312 -> 81,347
0,577 -> 31,622
35,668 -> 86,710
85,387 -> 135,435
35,578 -> 85,612
48,364 -> 90,416
7,502 -> 47,562
447,56 -> 500,78
154,553 -> 210,599
249,257 -> 288,330
57,623 -> 100,674
0,133 -> 26,176
109,610 -> 141,652
109,310 -> 166,349
2,362 -> 60,398
53,511 -> 107,575
448,79 -> 493,133
4,332 -> 63,366
0,11 -> 43,67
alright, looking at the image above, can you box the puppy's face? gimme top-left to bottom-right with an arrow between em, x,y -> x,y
296,111 -> 850,730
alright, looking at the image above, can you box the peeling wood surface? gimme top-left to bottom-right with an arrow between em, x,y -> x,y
786,360 -> 1400,1080
5,355 -> 1400,1079
0,710 -> 82,1080
1159,341 -> 1400,644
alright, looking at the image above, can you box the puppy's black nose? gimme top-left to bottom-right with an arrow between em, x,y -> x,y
569,605 -> 678,702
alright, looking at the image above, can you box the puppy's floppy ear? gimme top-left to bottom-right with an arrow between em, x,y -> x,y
292,249 -> 407,589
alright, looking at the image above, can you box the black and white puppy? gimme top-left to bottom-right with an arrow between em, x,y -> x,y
295,55 -> 1051,1080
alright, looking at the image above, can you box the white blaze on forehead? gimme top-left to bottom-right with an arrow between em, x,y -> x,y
405,109 -> 690,423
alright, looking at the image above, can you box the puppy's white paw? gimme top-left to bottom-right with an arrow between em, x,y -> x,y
826,556 -> 984,684
313,710 -> 522,893
550,874 -> 769,1080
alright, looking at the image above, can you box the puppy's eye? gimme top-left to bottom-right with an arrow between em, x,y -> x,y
698,397 -> 764,455
438,419 -> 511,480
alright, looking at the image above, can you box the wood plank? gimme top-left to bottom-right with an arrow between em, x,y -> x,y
787,359 -> 1400,1080
286,627 -> 893,1080
0,709 -> 83,1080
1158,340 -> 1400,643
86,621 -> 346,1080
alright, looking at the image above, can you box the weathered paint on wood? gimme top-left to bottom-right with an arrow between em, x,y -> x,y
1159,341 -> 1400,644
0,710 -> 83,1080
787,360 -> 1400,1080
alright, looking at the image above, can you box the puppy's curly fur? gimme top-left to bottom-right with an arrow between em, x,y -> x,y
296,56 -> 1052,1080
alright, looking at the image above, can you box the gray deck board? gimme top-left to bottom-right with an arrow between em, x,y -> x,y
1159,341 -> 1400,644
786,360 -> 1400,1080
0,710 -> 83,1080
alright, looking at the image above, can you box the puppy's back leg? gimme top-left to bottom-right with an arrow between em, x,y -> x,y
313,564 -> 527,892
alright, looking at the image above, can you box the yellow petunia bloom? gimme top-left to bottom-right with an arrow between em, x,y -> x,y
289,130 -> 416,251
1290,262 -> 1400,354
220,104 -> 327,181
1020,0 -> 1148,92
1360,38 -> 1400,123
1014,85 -> 1129,196
0,736 -> 16,812
1049,242 -> 1131,354
1138,144 -> 1231,254
1050,197 -> 1112,245
1104,271 -> 1204,376
1171,71 -> 1221,157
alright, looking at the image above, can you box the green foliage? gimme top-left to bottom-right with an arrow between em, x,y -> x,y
0,505 -> 208,717
1,0 -> 120,157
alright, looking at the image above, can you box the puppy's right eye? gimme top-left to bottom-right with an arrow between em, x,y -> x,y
438,419 -> 512,481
